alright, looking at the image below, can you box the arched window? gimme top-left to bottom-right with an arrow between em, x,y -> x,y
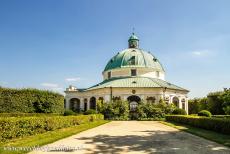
146,97 -> 156,103
90,97 -> 96,110
127,95 -> 141,111
172,97 -> 179,107
70,98 -> 80,112
130,56 -> 136,65
84,98 -> 88,111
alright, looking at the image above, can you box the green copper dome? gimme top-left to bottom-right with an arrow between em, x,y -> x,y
104,48 -> 165,72
129,33 -> 139,40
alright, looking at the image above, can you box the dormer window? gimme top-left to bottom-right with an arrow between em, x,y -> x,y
108,71 -> 111,79
131,69 -> 137,76
130,56 -> 135,65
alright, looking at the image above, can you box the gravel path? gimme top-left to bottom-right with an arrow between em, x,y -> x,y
29,121 -> 230,154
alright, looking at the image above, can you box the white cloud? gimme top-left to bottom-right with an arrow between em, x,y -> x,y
190,49 -> 212,57
40,83 -> 64,93
192,51 -> 202,56
65,77 -> 81,82
41,83 -> 59,88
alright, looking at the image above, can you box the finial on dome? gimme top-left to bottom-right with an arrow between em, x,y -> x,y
132,27 -> 135,34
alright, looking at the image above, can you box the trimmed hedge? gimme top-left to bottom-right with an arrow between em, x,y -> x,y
172,108 -> 187,115
166,115 -> 230,135
198,110 -> 212,117
0,113 -> 61,117
84,109 -> 97,115
0,114 -> 104,142
212,115 -> 230,119
0,87 -> 64,113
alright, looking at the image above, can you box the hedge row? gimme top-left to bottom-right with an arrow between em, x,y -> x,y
212,115 -> 230,119
0,87 -> 64,113
165,115 -> 230,135
0,114 -> 104,142
0,113 -> 61,117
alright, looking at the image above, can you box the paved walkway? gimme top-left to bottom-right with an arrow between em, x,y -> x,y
30,121 -> 230,154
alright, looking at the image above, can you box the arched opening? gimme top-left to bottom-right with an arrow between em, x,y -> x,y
84,98 -> 88,111
172,97 -> 179,107
90,97 -> 96,110
69,98 -> 80,112
127,95 -> 141,111
181,98 -> 186,110
146,97 -> 156,104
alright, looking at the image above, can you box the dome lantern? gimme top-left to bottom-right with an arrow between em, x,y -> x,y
128,33 -> 139,48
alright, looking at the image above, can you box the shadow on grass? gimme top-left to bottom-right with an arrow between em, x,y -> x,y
76,129 -> 230,154
161,121 -> 230,148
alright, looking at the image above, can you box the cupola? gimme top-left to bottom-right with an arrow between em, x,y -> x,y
128,33 -> 139,48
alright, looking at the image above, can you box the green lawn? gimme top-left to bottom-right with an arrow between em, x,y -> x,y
0,120 -> 109,154
160,121 -> 230,147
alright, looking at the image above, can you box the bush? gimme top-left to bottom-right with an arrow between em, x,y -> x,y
0,87 -> 64,113
172,108 -> 187,115
135,102 -> 170,120
84,109 -> 97,115
165,115 -> 230,135
198,110 -> 212,117
0,114 -> 104,142
98,101 -> 129,120
64,110 -> 76,116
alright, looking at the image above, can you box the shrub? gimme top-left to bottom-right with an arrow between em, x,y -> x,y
198,110 -> 212,117
98,101 -> 129,120
165,115 -> 230,135
97,100 -> 175,120
0,114 -> 104,142
84,109 -> 97,115
172,108 -> 187,115
135,102 -> 167,120
64,110 -> 76,116
0,87 -> 64,113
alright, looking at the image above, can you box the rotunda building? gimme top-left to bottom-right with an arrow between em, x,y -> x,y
65,33 -> 189,113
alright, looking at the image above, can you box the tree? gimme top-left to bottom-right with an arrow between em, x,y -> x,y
207,92 -> 225,115
221,90 -> 230,115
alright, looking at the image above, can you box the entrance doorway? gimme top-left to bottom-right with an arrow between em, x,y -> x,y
127,95 -> 141,120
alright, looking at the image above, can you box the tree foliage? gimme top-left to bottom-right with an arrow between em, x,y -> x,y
222,90 -> 230,115
188,90 -> 230,115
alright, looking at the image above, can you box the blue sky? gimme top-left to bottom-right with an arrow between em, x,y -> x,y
0,0 -> 230,98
